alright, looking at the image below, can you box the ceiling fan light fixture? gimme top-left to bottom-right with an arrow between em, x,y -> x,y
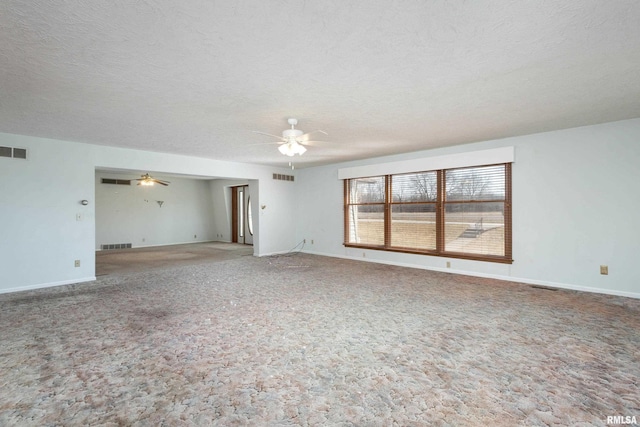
136,173 -> 170,186
278,143 -> 291,156
295,142 -> 307,155
278,140 -> 307,156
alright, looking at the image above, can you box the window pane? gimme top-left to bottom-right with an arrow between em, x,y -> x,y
446,165 -> 505,201
239,189 -> 244,238
347,204 -> 385,246
349,177 -> 386,204
444,202 -> 505,256
392,172 -> 437,202
390,204 -> 436,250
247,196 -> 253,235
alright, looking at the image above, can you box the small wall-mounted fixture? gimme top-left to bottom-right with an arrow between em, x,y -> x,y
261,204 -> 266,210
157,201 -> 164,208
80,200 -> 89,206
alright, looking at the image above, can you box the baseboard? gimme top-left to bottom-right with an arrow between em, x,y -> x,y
255,249 -> 295,257
0,276 -> 97,295
300,249 -> 640,300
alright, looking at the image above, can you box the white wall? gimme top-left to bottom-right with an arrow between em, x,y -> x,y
0,133 -> 297,293
0,136 -> 95,292
4,119 -> 639,297
295,118 -> 640,298
254,176 -> 299,255
95,172 -> 216,249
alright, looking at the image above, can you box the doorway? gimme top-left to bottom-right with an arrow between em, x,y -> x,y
231,185 -> 253,245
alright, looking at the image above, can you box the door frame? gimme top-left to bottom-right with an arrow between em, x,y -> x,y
231,185 -> 253,245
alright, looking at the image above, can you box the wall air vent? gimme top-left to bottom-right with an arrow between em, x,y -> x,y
101,178 -> 131,185
0,146 -> 27,159
101,243 -> 133,250
13,148 -> 27,159
272,173 -> 295,182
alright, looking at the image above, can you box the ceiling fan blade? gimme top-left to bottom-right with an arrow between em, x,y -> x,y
251,131 -> 286,142
155,181 -> 169,186
300,130 -> 328,140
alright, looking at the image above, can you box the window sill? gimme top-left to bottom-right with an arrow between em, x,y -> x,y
344,243 -> 513,264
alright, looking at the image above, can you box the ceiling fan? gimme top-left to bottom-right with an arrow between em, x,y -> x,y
136,173 -> 170,186
252,118 -> 328,156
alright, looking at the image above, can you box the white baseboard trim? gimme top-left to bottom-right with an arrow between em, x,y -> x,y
300,250 -> 640,300
0,277 -> 97,295
255,249 -> 296,257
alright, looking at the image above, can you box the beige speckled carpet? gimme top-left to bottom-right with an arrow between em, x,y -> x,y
1,248 -> 638,426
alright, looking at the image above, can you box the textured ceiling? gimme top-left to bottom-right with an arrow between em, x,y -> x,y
2,1 -> 640,168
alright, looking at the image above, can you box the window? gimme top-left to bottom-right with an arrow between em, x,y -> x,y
344,163 -> 512,263
238,188 -> 244,238
247,196 -> 254,236
346,176 -> 386,246
391,171 -> 438,251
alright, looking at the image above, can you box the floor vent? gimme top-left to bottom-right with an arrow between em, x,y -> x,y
101,243 -> 133,250
0,146 -> 28,159
273,173 -> 294,182
101,178 -> 131,185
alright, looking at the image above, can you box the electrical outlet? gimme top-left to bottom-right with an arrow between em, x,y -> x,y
446,261 -> 451,268
303,239 -> 306,243
311,239 -> 314,244
600,265 -> 608,275
74,260 -> 80,267
363,252 -> 366,258
194,234 -> 197,238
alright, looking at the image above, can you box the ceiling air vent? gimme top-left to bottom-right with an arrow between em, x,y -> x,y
101,178 -> 131,185
0,146 -> 27,159
13,148 -> 27,159
272,173 -> 294,182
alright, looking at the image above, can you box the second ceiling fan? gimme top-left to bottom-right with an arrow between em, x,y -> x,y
136,173 -> 170,186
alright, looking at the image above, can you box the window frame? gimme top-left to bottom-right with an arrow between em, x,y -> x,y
344,163 -> 512,264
